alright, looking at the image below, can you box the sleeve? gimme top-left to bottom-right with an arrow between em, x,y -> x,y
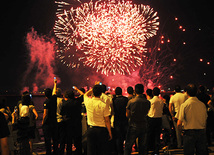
169,95 -> 173,104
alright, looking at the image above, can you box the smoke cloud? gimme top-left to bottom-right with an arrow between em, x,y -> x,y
22,28 -> 59,92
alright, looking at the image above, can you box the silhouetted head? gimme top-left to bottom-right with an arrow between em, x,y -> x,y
93,85 -> 103,97
153,87 -> 160,96
45,88 -> 52,99
115,87 -> 122,95
175,85 -> 181,92
186,84 -> 197,97
146,89 -> 153,98
135,84 -> 144,94
64,90 -> 75,99
127,86 -> 134,95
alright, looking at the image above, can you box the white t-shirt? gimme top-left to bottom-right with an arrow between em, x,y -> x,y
177,97 -> 207,130
169,92 -> 188,117
84,95 -> 110,127
148,96 -> 164,118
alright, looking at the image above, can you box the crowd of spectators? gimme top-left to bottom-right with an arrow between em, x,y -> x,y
0,79 -> 214,155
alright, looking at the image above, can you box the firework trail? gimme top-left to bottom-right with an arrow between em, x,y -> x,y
54,0 -> 159,75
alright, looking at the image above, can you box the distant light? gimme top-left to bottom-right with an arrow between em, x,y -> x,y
207,62 -> 210,65
183,42 -> 186,45
200,58 -> 203,62
182,29 -> 186,32
170,75 -> 173,79
173,58 -> 177,62
204,73 -> 206,76
161,36 -> 164,39
168,88 -> 171,90
167,39 -> 170,43
175,17 -> 178,21
199,28 -> 201,31
158,85 -> 161,88
161,40 -> 164,44
157,48 -> 161,51
157,72 -> 160,76
179,26 -> 182,29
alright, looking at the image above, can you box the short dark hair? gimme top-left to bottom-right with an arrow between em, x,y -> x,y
45,88 -> 52,98
93,85 -> 102,97
186,84 -> 197,97
64,90 -> 74,99
146,89 -> 153,98
153,87 -> 160,96
22,93 -> 31,106
135,84 -> 144,94
115,87 -> 122,95
101,84 -> 107,93
127,86 -> 134,95
175,85 -> 181,92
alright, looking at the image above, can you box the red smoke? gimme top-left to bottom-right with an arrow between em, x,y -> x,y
23,28 -> 59,92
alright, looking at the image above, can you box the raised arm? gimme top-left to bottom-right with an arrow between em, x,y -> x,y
52,78 -> 57,96
73,86 -> 84,95
84,89 -> 93,97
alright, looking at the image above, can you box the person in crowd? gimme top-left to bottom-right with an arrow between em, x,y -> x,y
196,85 -> 212,145
169,85 -> 188,148
42,79 -> 58,155
147,87 -> 164,155
60,90 -> 82,155
112,87 -> 128,155
12,105 -> 31,155
84,82 -> 112,155
196,85 -> 210,107
0,111 -> 10,155
177,84 -> 208,155
53,82 -> 66,155
17,91 -> 38,154
207,87 -> 214,146
125,84 -> 150,155
161,95 -> 175,149
127,86 -> 135,100
146,89 -> 153,100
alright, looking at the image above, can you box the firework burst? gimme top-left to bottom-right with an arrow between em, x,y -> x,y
54,0 -> 159,75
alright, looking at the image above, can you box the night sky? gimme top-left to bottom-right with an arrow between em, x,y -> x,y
1,0 -> 214,93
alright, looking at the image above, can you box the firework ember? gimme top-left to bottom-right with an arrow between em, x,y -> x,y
54,0 -> 159,75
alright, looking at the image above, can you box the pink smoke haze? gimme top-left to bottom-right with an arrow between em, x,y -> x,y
23,28 -> 60,91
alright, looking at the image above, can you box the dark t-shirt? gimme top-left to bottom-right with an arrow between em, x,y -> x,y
197,92 -> 210,108
61,98 -> 82,124
43,95 -> 57,125
126,95 -> 150,127
0,112 -> 10,138
113,95 -> 128,123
